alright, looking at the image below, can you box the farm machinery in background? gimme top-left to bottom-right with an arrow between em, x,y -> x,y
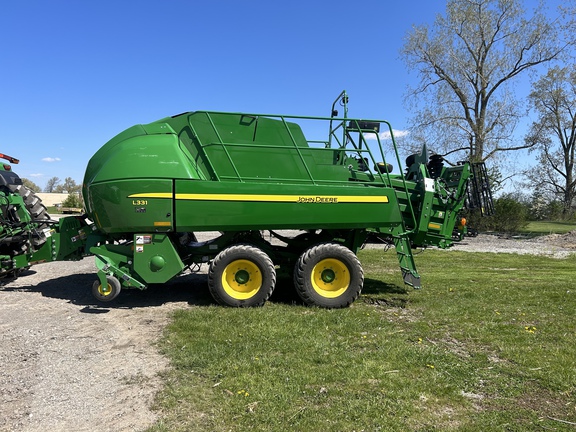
0,91 -> 493,308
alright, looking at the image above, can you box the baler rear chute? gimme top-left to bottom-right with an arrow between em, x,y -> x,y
1,92 -> 490,308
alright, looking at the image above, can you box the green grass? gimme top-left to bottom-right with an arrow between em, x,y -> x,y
519,221 -> 576,236
148,250 -> 576,431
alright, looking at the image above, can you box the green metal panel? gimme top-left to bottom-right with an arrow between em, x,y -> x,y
82,126 -> 201,217
188,112 -> 319,183
88,179 -> 173,234
84,133 -> 200,184
133,234 -> 184,284
173,180 -> 402,232
29,216 -> 90,264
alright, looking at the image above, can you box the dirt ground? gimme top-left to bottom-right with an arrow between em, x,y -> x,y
1,231 -> 575,432
0,258 -> 212,432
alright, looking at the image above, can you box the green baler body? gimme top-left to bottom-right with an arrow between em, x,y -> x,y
79,98 -> 476,295
0,94 -> 484,306
83,112 -> 411,235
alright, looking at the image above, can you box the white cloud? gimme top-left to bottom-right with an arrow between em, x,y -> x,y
364,129 -> 409,140
42,157 -> 61,162
383,129 -> 409,139
30,173 -> 43,177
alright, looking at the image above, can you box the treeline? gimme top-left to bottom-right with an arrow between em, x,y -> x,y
22,176 -> 83,209
466,192 -> 575,234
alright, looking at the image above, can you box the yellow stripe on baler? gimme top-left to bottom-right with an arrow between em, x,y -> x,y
128,193 -> 389,203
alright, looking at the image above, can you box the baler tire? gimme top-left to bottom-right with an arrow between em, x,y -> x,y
294,243 -> 363,308
208,244 -> 276,307
92,276 -> 122,302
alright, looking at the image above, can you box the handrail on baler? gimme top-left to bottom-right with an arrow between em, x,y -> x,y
186,106 -> 417,231
385,124 -> 418,232
328,90 -> 349,149
343,117 -> 417,232
204,112 -> 238,182
279,116 -> 317,184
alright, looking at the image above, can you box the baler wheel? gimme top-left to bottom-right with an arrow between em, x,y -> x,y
294,243 -> 364,308
208,244 -> 276,307
92,276 -> 122,302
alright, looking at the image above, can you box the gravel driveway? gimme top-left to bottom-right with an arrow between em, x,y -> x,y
1,230 -> 575,432
0,257 -> 213,432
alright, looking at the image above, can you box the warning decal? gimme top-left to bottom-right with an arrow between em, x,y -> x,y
135,235 -> 152,245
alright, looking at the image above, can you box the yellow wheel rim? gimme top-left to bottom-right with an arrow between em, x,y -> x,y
97,283 -> 113,297
221,259 -> 262,300
311,258 -> 350,298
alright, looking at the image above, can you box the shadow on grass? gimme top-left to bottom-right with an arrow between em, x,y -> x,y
362,278 -> 407,295
360,278 -> 410,308
270,276 -> 305,306
270,276 -> 410,307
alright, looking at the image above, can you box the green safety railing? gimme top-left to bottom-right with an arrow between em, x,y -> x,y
186,100 -> 418,229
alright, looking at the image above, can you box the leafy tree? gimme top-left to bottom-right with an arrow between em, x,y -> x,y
61,193 -> 84,209
491,194 -> 529,232
465,191 -> 529,232
401,0 -> 572,164
21,178 -> 42,192
525,66 -> 576,217
54,177 -> 80,194
470,193 -> 529,232
544,201 -> 566,221
44,176 -> 61,193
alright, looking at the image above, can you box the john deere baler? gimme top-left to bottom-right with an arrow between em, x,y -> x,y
1,92 -> 492,308
79,91 -> 488,307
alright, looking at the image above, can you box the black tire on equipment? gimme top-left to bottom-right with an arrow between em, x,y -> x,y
294,243 -> 364,308
208,244 -> 276,307
92,276 -> 122,302
8,184 -> 51,248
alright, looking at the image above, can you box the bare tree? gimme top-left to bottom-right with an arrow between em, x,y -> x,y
401,0 -> 572,163
525,66 -> 576,216
44,177 -> 61,193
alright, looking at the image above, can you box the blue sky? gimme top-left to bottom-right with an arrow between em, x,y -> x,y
0,0 -> 554,190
